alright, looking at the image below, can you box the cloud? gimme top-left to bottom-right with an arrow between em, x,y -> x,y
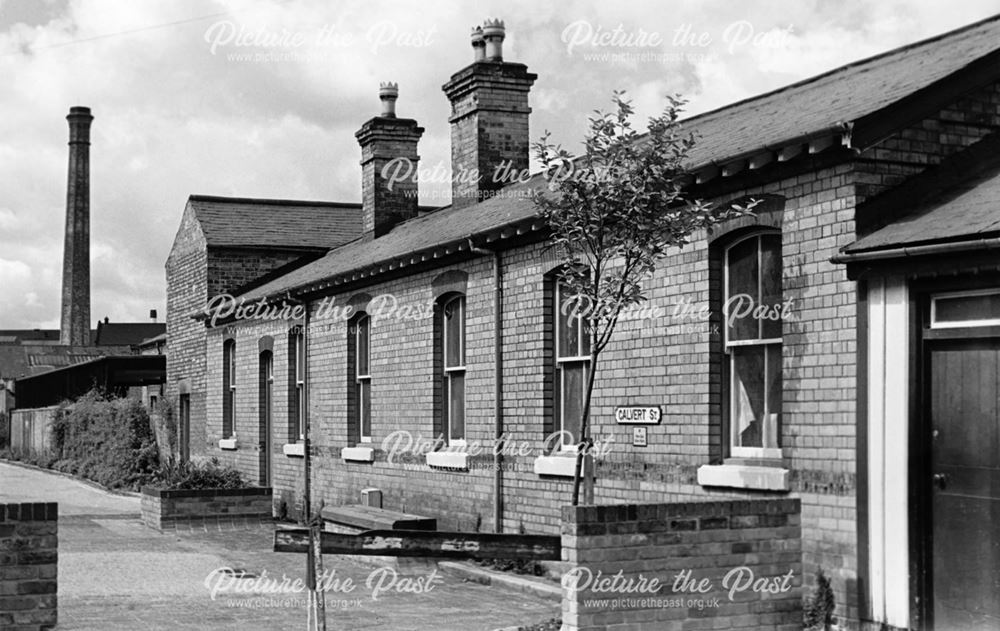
0,0 -> 998,330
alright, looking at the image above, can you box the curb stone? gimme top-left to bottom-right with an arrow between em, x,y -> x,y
437,561 -> 562,602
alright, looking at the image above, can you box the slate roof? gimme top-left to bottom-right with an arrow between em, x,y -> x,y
0,330 -> 61,344
188,195 -> 364,249
92,322 -> 166,347
841,166 -> 1000,257
238,14 -> 1000,304
678,14 -> 1000,168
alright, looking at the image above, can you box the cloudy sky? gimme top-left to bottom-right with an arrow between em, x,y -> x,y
0,0 -> 997,329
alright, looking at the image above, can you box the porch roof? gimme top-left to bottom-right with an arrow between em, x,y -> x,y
835,136 -> 1000,263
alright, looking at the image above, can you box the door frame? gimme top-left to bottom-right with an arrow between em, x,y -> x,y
259,350 -> 274,487
911,275 -> 1000,630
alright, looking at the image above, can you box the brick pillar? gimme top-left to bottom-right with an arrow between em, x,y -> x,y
61,106 -> 93,346
355,83 -> 424,239
442,19 -> 536,209
0,503 -> 58,630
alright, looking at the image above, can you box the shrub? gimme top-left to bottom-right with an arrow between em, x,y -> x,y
149,457 -> 248,490
49,389 -> 160,490
804,569 -> 837,630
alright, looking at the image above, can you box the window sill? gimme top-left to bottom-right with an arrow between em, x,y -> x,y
342,446 -> 375,463
283,443 -> 305,458
533,454 -> 578,477
218,438 -> 238,451
696,463 -> 789,491
425,451 -> 469,470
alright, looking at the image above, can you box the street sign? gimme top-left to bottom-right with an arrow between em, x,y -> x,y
615,406 -> 661,424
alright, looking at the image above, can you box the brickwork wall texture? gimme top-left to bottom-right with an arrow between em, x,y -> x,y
0,503 -> 57,631
140,488 -> 272,531
166,198 -> 316,462
560,499 -> 802,631
178,75 -> 1000,631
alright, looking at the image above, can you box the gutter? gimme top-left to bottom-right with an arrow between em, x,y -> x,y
468,238 -> 504,534
831,236 -> 1000,264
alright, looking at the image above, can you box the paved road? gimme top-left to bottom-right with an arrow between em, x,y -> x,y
0,462 -> 558,630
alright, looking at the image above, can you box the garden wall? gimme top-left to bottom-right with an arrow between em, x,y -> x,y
0,502 -> 58,630
560,499 -> 802,631
141,486 -> 273,531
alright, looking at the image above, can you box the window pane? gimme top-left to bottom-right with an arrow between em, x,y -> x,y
764,345 -> 782,448
934,292 -> 1000,325
560,362 -> 586,446
760,234 -> 783,340
731,345 -> 765,448
557,285 -> 581,358
726,237 -> 760,342
449,373 -> 465,440
296,333 -> 305,383
357,316 -> 370,376
297,387 -> 305,437
228,343 -> 237,386
360,380 -> 371,438
445,298 -> 464,368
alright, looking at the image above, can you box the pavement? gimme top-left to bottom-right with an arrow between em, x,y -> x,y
0,461 -> 559,630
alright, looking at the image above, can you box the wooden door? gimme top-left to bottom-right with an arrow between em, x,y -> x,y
928,339 -> 1000,630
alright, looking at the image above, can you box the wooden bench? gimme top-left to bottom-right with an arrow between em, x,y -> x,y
320,504 -> 436,535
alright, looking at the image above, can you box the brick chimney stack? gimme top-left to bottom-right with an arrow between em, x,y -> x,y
442,19 -> 537,209
355,83 -> 424,238
60,106 -> 93,346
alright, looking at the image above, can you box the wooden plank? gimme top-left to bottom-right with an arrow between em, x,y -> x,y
274,528 -> 561,561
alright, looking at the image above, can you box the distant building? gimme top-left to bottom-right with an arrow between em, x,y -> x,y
0,108 -> 165,413
166,17 -> 1000,631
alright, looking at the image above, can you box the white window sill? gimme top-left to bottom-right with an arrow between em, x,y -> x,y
342,446 -> 375,463
283,443 -> 305,458
697,463 -> 789,491
218,438 -> 238,450
533,454 -> 578,477
425,451 -> 469,470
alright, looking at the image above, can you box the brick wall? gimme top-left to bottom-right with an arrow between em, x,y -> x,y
140,487 -> 272,531
0,503 -> 57,631
560,499 -> 802,631
183,78 -> 1000,631
166,198 -> 320,461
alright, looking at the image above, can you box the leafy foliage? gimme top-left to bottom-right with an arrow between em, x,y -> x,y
804,568 -> 837,630
532,92 -> 756,503
49,389 -> 160,490
149,456 -> 247,490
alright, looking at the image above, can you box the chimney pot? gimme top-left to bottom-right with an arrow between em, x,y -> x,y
442,19 -> 535,209
356,84 -> 424,238
470,26 -> 485,62
149,309 -> 158,322
379,81 -> 399,118
482,18 -> 505,61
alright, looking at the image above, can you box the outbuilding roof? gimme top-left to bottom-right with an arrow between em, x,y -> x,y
188,195 -> 364,250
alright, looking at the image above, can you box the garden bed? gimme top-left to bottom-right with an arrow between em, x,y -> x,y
141,486 -> 272,531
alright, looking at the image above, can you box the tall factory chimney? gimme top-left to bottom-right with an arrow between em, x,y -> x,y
60,106 -> 93,346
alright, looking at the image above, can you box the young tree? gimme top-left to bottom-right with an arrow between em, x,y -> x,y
532,92 -> 756,505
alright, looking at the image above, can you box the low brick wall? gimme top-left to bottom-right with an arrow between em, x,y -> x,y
140,487 -> 272,531
560,499 -> 802,631
0,503 -> 57,630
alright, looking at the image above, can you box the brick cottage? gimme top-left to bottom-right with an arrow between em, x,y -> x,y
165,17 -> 1000,631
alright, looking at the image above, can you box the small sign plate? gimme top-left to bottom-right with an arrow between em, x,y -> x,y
632,427 -> 648,447
615,406 -> 662,424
